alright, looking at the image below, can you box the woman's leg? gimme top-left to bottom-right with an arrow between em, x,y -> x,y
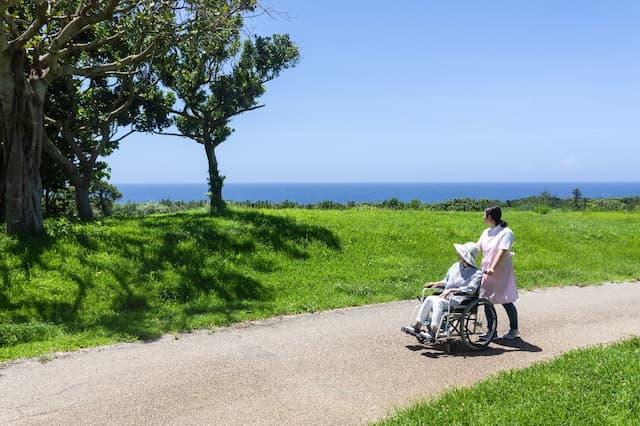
503,303 -> 518,330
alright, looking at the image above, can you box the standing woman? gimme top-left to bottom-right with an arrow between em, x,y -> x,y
477,206 -> 520,340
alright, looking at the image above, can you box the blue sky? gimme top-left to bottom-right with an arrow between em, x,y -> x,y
109,0 -> 640,183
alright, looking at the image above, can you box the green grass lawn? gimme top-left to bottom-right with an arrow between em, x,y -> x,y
377,337 -> 640,425
1,208 -> 639,361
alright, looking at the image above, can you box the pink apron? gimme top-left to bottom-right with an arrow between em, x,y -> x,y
478,227 -> 518,304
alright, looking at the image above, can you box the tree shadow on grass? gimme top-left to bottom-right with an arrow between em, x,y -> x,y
3,234 -> 108,326
0,234 -> 57,318
224,210 -> 342,258
0,209 -> 342,345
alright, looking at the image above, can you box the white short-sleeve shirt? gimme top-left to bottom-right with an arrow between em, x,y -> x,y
478,226 -> 514,253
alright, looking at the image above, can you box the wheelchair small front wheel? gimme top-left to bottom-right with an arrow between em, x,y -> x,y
460,299 -> 497,351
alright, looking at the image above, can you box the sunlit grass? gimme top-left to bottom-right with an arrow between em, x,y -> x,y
1,208 -> 639,361
377,337 -> 640,425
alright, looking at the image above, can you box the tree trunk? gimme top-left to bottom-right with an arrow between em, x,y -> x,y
0,50 -> 45,235
204,139 -> 225,215
42,132 -> 95,220
73,179 -> 93,221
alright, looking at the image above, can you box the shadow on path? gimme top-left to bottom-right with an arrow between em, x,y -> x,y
406,337 -> 543,359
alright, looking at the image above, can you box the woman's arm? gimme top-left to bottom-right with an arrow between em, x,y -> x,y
485,228 -> 514,275
485,249 -> 509,275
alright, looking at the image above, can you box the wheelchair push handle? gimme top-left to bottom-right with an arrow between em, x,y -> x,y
416,287 -> 429,302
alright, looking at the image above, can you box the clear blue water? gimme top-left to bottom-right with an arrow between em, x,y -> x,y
115,182 -> 640,204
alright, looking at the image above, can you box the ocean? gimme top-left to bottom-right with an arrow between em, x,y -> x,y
115,182 -> 640,204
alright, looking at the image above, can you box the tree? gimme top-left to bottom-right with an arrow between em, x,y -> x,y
571,188 -> 583,209
90,174 -> 122,217
43,71 -> 172,220
0,0 -> 174,234
40,134 -> 73,217
155,4 -> 299,214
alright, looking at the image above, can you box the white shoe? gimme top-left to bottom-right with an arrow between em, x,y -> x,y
502,329 -> 520,340
419,331 -> 435,343
401,324 -> 421,335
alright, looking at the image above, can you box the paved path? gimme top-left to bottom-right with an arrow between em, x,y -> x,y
1,282 -> 639,425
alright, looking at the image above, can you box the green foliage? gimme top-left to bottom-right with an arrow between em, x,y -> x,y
1,208 -> 639,361
43,185 -> 76,218
113,200 -> 208,216
378,338 -> 640,425
41,178 -> 121,219
2,0 -> 180,232
90,180 -> 122,217
428,198 -> 499,211
110,195 -> 640,216
46,217 -> 76,239
0,323 -> 62,347
381,198 -> 402,209
153,3 -> 300,213
534,204 -> 551,215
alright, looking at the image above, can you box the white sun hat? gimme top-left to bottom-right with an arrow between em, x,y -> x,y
453,242 -> 479,268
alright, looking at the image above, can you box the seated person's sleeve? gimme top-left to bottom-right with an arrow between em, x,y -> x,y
455,270 -> 483,295
441,263 -> 456,287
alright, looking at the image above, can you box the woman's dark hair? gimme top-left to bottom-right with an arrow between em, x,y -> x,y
485,206 -> 508,227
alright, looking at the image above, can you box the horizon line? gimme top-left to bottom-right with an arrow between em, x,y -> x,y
112,180 -> 640,185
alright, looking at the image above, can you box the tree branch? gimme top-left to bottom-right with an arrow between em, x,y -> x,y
89,126 -> 111,168
62,123 -> 88,167
0,14 -> 9,52
42,134 -> 81,183
2,12 -> 19,39
8,1 -> 48,49
57,31 -> 125,57
164,105 -> 266,143
151,130 -> 203,142
171,108 -> 200,120
110,128 -> 136,145
62,42 -> 155,77
103,77 -> 135,124
40,0 -> 120,68
211,104 -> 265,128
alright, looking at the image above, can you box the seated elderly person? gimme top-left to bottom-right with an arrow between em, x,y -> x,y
402,242 -> 483,342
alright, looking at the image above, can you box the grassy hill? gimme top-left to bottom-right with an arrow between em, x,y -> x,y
1,208 -> 639,361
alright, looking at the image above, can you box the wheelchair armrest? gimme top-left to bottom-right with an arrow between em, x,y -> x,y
448,292 -> 478,307
417,287 -> 443,302
451,291 -> 476,297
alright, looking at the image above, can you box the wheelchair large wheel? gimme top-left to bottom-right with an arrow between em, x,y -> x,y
460,299 -> 497,351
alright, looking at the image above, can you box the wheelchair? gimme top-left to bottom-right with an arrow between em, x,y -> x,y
402,287 -> 497,352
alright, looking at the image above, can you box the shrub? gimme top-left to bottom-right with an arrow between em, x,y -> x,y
534,205 -> 551,215
0,323 -> 62,347
112,200 -> 208,217
381,198 -> 402,209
